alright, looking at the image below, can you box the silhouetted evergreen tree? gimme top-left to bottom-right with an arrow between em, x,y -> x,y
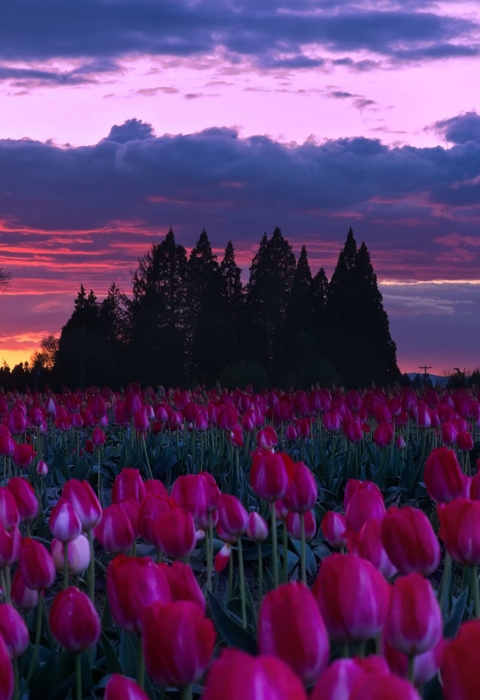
98,283 -> 128,347
353,242 -> 398,383
127,228 -> 188,386
245,228 -> 296,380
326,229 -> 399,386
218,240 -> 244,371
186,230 -> 224,385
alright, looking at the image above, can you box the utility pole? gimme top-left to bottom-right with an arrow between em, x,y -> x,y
419,365 -> 432,386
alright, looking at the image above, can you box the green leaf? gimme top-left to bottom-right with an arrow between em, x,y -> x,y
100,631 -> 123,675
72,456 -> 90,480
207,590 -> 258,655
118,630 -> 138,678
290,539 -> 317,578
444,588 -> 469,639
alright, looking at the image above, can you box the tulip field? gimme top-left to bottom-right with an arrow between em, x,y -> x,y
1,382 -> 480,699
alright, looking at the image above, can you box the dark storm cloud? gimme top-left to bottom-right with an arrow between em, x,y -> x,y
435,112 -> 480,145
0,59 -> 118,87
0,0 -> 477,73
1,117 -> 480,282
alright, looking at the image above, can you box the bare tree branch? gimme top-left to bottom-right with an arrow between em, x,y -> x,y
0,268 -> 11,293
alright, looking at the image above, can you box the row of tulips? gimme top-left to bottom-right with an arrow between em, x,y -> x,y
0,439 -> 477,697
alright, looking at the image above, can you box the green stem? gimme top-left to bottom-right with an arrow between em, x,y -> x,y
472,566 -> 480,619
270,501 -> 278,589
237,536 -> 247,628
341,641 -> 349,659
180,686 -> 193,700
282,521 -> 288,584
228,552 -> 233,599
257,541 -> 263,603
439,551 -> 451,615
63,542 -> 69,589
0,568 -> 10,604
19,590 -> 44,698
407,655 -> 415,685
142,437 -> 154,480
137,634 -> 145,690
13,657 -> 18,700
75,653 -> 82,700
206,513 -> 213,592
300,512 -> 306,586
87,528 -> 95,603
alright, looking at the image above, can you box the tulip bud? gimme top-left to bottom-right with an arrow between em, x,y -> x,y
36,460 -> 48,476
152,507 -> 196,560
286,510 -> 316,540
312,554 -> 390,642
51,535 -> 90,575
107,554 -> 171,634
214,542 -> 231,572
19,538 -> 56,591
385,573 -> 442,656
112,468 -> 146,504
381,506 -> 440,576
202,648 -> 307,700
49,587 -> 100,652
0,603 -> 29,658
105,675 -> 150,700
217,495 -> 248,539
161,561 -> 206,611
441,619 -> 480,699
438,498 -> 480,566
49,500 -> 82,543
247,512 -> 269,542
259,583 -> 329,686
95,504 -> 135,554
6,477 -> 38,523
10,570 -> 38,609
424,447 -> 466,504
0,635 -> 13,700
283,462 -> 317,513
61,479 -> 102,531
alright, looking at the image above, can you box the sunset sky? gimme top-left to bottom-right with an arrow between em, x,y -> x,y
1,0 -> 480,377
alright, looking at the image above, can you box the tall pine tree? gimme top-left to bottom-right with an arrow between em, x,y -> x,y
245,227 -> 296,380
327,228 -> 399,386
218,240 -> 244,371
127,229 -> 188,386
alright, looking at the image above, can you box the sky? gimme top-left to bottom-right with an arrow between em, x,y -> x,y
1,0 -> 480,378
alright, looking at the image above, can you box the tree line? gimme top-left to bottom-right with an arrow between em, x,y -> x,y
5,227 -> 401,391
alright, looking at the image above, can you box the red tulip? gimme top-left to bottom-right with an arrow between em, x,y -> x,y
19,538 -> 56,590
153,507 -> 196,559
171,474 -> 208,527
10,570 -> 38,609
351,674 -> 421,700
286,510 -> 316,540
0,435 -> 14,457
345,487 -> 386,534
321,512 -> 347,549
385,573 -> 442,656
0,524 -> 20,568
441,421 -> 458,446
111,468 -> 146,504
49,587 -> 100,652
6,477 -> 38,523
202,648 -> 307,700
312,553 -> 390,642
458,430 -> 474,452
259,583 -> 329,686
133,408 -> 149,433
0,603 -> 29,658
283,462 -> 317,513
383,636 -> 445,686
0,489 -> 19,530
95,504 -> 135,554
323,411 -> 341,432
250,451 -> 291,502
218,406 -> 238,431
438,498 -> 480,566
161,560 -> 206,611
285,424 -> 297,441
247,512 -> 269,542
381,507 -> 440,576
217,495 -> 248,539
353,518 -> 397,580
13,443 -> 35,468
424,447 -> 466,504
143,600 -> 215,687
8,410 -> 26,435
61,479 -> 102,530
343,418 -> 363,443
0,635 -> 13,700
343,479 -> 382,510
138,494 -> 176,544
441,619 -> 480,700
49,500 -> 82,543
373,422 -> 394,447
311,659 -> 366,700
104,674 -> 150,700
214,542 -> 231,572
257,426 -> 278,450
107,554 -> 171,634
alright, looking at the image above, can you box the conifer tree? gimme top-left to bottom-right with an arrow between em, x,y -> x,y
327,228 -> 399,386
128,228 -> 188,385
187,229 -> 223,384
219,240 -> 244,370
245,227 -> 296,379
